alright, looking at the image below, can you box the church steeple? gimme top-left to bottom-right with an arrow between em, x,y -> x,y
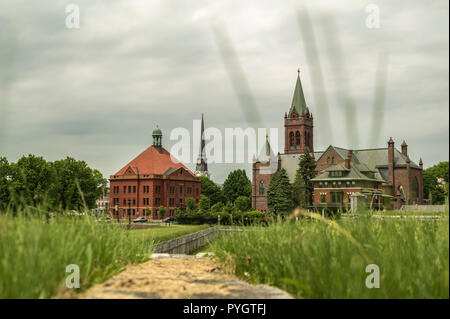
289,68 -> 307,117
284,68 -> 314,154
195,113 -> 209,177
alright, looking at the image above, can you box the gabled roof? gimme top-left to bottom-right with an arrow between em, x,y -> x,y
115,145 -> 195,177
312,164 -> 381,182
289,70 -> 307,116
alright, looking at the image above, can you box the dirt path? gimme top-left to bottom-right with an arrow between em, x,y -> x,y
80,254 -> 292,299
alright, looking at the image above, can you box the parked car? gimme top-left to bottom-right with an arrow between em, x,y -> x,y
133,217 -> 148,223
163,217 -> 176,223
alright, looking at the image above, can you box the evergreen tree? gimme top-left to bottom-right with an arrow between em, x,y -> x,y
267,168 -> 294,216
292,147 -> 317,207
222,169 -> 251,204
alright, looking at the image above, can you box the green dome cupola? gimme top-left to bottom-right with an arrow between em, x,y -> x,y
152,125 -> 162,147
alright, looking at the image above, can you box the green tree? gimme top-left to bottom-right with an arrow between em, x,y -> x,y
210,202 -> 224,213
158,206 -> 166,219
199,195 -> 211,212
267,168 -> 294,216
423,161 -> 449,204
50,157 -> 107,210
235,195 -> 250,212
0,157 -> 12,209
292,148 -> 317,207
185,197 -> 197,211
199,176 -> 225,205
222,169 -> 251,204
10,154 -> 54,207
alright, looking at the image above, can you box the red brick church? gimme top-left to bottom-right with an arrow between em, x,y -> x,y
109,127 -> 201,219
252,69 -> 424,211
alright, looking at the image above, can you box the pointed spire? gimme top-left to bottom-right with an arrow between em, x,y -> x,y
289,67 -> 307,116
195,114 -> 209,177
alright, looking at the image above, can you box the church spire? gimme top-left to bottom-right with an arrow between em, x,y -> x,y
195,113 -> 209,177
289,68 -> 307,116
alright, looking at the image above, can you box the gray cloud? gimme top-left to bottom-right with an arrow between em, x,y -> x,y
0,0 -> 448,183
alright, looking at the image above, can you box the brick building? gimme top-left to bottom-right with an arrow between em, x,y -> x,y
252,69 -> 424,211
109,127 -> 201,220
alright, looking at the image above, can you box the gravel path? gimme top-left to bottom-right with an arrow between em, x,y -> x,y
80,254 -> 292,299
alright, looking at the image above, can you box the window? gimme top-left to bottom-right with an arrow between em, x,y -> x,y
123,199 -> 126,205
319,182 -> 323,188
346,181 -> 350,187
289,132 -> 294,148
128,186 -> 132,193
155,198 -> 161,206
327,157 -> 330,164
331,157 -> 335,164
169,198 -> 174,206
180,199 -> 183,206
123,186 -> 127,193
259,181 -> 265,195
320,194 -> 326,203
331,192 -> 343,203
196,188 -> 199,196
295,131 -> 300,149
133,186 -> 136,193
352,181 -> 356,186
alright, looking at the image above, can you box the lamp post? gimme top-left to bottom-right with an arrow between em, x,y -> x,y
128,199 -> 131,225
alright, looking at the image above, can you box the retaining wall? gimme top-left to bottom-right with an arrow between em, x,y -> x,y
400,205 -> 448,213
154,226 -> 222,254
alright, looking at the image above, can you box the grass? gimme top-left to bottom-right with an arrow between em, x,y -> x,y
210,213 -> 449,298
129,224 -> 211,243
0,212 -> 211,298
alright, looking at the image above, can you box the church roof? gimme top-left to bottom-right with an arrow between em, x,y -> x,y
114,145 -> 195,177
289,70 -> 307,116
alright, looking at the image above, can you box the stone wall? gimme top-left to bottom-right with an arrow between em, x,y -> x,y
399,205 -> 448,213
154,226 -> 221,254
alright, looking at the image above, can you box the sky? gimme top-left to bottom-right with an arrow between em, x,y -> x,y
0,0 -> 448,184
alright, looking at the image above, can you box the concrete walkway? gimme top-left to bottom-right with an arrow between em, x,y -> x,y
81,253 -> 292,299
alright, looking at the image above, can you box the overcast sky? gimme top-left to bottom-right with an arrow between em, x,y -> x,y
0,0 -> 448,183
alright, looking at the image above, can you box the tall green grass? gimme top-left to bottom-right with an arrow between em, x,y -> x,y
211,215 -> 449,298
0,212 -> 154,298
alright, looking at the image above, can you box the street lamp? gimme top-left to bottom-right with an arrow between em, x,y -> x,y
128,199 -> 132,225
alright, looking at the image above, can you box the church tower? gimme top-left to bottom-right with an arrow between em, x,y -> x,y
284,69 -> 314,154
195,113 -> 210,177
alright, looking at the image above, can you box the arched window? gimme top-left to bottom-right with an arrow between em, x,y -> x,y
295,131 -> 300,149
259,181 -> 265,195
331,157 -> 335,164
289,132 -> 294,149
327,157 -> 330,164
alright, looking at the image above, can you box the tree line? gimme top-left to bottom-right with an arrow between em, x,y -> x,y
0,155 -> 107,211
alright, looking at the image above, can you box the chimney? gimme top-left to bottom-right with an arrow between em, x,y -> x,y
345,150 -> 352,169
388,137 -> 395,187
401,140 -> 408,157
419,158 -> 423,169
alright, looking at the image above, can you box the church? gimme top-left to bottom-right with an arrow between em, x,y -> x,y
252,69 -> 424,211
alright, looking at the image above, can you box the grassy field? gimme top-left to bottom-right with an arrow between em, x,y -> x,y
210,213 -> 449,298
0,213 -> 210,298
129,224 -> 211,243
